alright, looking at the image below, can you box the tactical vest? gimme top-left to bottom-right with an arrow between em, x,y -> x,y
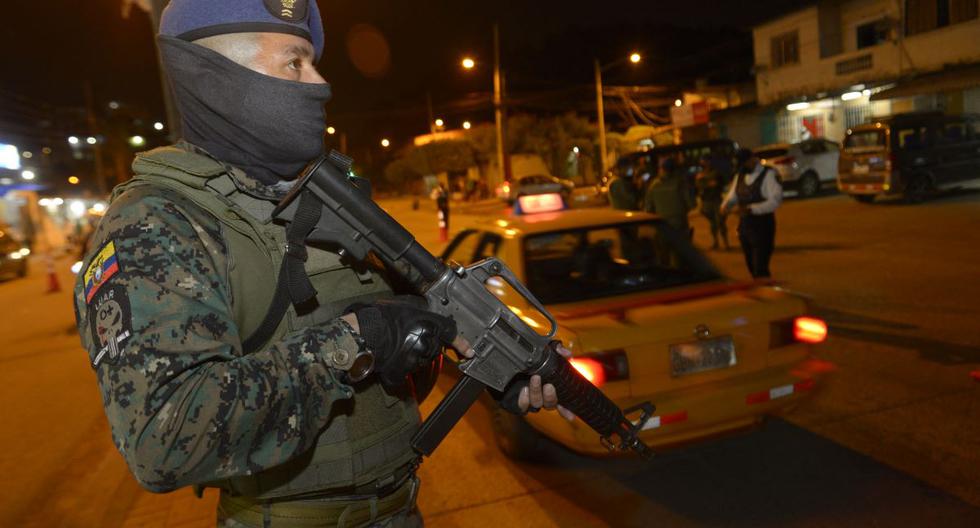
735,167 -> 774,216
113,145 -> 420,500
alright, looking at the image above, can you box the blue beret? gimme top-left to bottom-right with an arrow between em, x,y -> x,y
160,0 -> 324,61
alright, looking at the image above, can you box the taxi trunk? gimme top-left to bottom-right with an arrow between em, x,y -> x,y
533,281 -> 821,453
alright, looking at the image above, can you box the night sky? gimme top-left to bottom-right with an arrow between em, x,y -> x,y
0,0 -> 812,149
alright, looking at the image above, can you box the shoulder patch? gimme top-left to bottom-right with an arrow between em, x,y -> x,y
88,284 -> 133,368
84,241 -> 121,303
264,0 -> 308,22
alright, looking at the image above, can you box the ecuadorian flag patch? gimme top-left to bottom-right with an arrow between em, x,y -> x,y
84,241 -> 121,303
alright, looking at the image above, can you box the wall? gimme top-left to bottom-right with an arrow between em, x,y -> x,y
755,0 -> 980,105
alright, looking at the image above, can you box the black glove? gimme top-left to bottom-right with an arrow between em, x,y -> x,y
349,296 -> 457,387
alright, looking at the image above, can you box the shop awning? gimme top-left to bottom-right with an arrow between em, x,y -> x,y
871,64 -> 980,101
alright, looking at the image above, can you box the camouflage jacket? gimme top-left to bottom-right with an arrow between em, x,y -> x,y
73,145 -> 366,492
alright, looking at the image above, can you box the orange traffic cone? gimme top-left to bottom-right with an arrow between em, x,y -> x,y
46,255 -> 61,294
437,210 -> 448,242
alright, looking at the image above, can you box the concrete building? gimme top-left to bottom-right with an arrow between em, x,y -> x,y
753,0 -> 980,144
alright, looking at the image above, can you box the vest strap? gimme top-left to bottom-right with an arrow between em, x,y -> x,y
241,190 -> 322,354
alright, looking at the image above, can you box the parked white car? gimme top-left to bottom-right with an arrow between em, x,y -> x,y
753,139 -> 840,198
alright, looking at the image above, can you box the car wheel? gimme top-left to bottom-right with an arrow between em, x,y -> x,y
852,195 -> 875,204
799,172 -> 820,198
904,174 -> 933,204
490,406 -> 544,461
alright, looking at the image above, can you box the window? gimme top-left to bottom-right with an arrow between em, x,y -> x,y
896,126 -> 932,150
942,122 -> 968,143
473,233 -> 502,262
442,230 -> 480,264
907,0 -> 978,35
522,222 -> 719,305
771,31 -> 800,68
856,18 -> 890,49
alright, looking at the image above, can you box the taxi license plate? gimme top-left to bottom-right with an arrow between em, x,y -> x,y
852,164 -> 869,175
670,336 -> 736,377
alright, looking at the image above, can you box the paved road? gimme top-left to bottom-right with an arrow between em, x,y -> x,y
1,189 -> 977,526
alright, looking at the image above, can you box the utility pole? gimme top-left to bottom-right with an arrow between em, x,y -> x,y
493,23 -> 509,185
594,59 -> 609,177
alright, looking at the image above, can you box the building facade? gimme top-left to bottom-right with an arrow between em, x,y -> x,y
753,0 -> 980,144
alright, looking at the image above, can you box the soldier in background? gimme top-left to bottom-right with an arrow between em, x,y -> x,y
643,156 -> 695,236
696,154 -> 730,250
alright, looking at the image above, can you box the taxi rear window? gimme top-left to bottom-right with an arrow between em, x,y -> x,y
523,221 -> 720,305
845,130 -> 886,149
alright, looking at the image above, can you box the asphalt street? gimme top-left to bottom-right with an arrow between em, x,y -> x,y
1,188 -> 977,527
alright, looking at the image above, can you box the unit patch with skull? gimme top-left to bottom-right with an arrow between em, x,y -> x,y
88,284 -> 133,368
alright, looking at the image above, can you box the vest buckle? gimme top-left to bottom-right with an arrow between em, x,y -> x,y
284,242 -> 309,262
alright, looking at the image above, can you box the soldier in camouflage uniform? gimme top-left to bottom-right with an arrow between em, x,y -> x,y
74,2 -> 565,526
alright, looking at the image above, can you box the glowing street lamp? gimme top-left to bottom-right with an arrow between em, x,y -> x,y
461,57 -> 475,70
381,138 -> 391,148
462,121 -> 472,130
68,136 -> 79,146
595,51 -> 643,175
21,170 -> 36,181
129,135 -> 146,147
68,176 -> 80,185
435,118 -> 445,128
86,137 -> 98,145
326,126 -> 336,135
674,99 -> 683,107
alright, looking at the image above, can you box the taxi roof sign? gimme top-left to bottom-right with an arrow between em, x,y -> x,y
516,193 -> 565,214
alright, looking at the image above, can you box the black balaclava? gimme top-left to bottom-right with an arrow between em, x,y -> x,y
158,36 -> 333,185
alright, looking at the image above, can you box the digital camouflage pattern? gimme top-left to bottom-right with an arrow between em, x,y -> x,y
73,159 -> 359,493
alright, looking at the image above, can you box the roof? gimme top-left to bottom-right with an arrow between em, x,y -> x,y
475,208 -> 659,237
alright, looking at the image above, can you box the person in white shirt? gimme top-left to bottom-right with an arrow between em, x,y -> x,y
721,148 -> 783,278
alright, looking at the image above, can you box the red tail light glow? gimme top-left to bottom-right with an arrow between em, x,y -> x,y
794,317 -> 828,344
570,357 -> 606,386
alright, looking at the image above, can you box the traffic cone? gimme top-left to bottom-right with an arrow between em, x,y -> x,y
46,255 -> 61,294
438,210 -> 448,242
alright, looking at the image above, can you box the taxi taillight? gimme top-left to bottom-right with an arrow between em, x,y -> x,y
770,316 -> 829,348
569,350 -> 629,388
794,317 -> 828,344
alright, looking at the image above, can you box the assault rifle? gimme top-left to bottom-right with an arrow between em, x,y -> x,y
273,151 -> 654,458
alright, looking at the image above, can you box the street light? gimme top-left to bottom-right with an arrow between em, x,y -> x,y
153,121 -> 165,131
674,99 -> 683,107
68,136 -> 79,146
463,121 -> 472,130
595,51 -> 642,176
68,176 -> 80,185
326,126 -> 336,135
130,135 -> 146,147
461,57 -> 475,70
381,138 -> 391,148
86,137 -> 98,145
21,170 -> 35,181
435,118 -> 445,128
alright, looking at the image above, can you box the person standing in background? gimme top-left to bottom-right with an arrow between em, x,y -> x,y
722,148 -> 783,278
696,154 -> 729,250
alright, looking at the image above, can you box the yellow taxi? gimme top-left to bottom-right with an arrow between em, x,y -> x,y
441,193 -> 829,458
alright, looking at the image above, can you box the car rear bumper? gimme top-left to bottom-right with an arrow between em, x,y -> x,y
525,360 -> 825,455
